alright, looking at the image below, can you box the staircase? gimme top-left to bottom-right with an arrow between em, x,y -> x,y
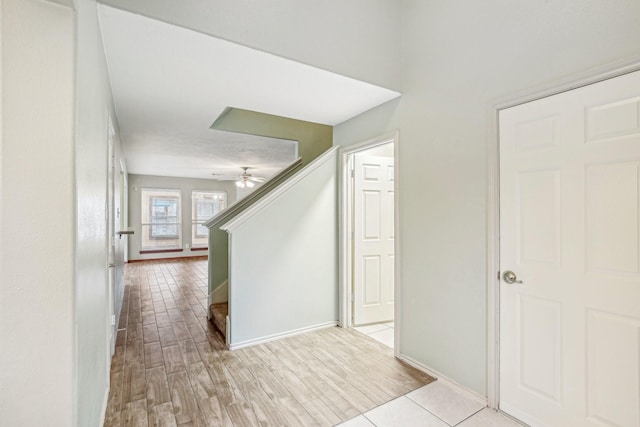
205,147 -> 339,348
209,302 -> 228,338
205,158 -> 304,345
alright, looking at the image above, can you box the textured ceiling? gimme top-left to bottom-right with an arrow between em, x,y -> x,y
98,4 -> 400,180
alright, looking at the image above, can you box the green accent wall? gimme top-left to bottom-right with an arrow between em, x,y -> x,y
207,109 -> 331,303
211,108 -> 332,166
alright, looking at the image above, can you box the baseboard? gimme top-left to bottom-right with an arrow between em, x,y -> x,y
228,321 -> 337,350
99,384 -> 110,427
397,353 -> 488,404
225,315 -> 230,348
127,255 -> 207,263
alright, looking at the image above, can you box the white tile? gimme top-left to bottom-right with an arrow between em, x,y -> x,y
364,396 -> 448,427
368,328 -> 394,348
457,408 -> 524,426
336,415 -> 377,427
407,381 -> 486,426
353,323 -> 389,335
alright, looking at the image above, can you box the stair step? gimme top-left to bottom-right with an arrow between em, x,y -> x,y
210,302 -> 228,339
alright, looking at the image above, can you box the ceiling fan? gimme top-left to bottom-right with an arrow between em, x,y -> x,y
212,167 -> 266,189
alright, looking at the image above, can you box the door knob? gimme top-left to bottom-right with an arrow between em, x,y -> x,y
503,270 -> 523,284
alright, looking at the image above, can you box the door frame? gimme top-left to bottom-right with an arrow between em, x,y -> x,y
486,54 -> 640,410
338,131 -> 400,352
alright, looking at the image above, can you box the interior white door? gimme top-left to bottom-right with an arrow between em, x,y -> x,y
499,70 -> 640,427
353,154 -> 395,325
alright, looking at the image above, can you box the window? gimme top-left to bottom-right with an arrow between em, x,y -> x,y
192,191 -> 226,247
141,189 -> 181,250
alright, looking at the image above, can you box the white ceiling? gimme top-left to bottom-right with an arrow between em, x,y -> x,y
98,5 -> 400,180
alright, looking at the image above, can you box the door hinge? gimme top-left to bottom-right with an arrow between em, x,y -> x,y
351,231 -> 354,240
111,315 -> 116,326
351,169 -> 355,178
497,271 -> 501,280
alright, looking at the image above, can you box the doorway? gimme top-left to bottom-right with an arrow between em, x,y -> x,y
340,133 -> 398,351
496,69 -> 640,426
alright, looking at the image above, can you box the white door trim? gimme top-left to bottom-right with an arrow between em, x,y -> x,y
486,54 -> 640,410
338,131 -> 400,353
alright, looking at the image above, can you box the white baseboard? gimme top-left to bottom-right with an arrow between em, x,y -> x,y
228,321 -> 337,350
99,384 -> 110,426
397,353 -> 488,404
225,315 -> 230,348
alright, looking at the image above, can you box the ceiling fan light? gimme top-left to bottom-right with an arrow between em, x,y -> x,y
235,180 -> 244,188
246,180 -> 255,188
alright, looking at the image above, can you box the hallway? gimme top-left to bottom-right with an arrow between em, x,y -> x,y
103,258 -> 434,426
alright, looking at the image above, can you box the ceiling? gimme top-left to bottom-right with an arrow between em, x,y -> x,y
97,4 -> 401,180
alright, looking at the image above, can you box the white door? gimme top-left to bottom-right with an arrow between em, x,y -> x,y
499,70 -> 640,427
353,154 -> 395,325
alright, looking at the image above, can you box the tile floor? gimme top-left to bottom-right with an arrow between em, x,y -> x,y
109,259 -> 522,426
352,322 -> 394,348
337,380 -> 522,427
349,322 -> 522,427
104,260 -> 436,426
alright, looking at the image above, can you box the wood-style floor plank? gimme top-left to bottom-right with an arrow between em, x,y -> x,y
158,326 -> 177,347
146,366 -> 171,408
105,258 -> 435,427
147,401 -> 177,427
167,371 -> 201,425
125,339 -> 145,367
196,396 -> 233,427
122,398 -> 148,427
185,362 -> 216,400
123,363 -> 146,404
240,379 -> 289,427
162,345 -> 185,375
144,342 -> 165,369
299,397 -> 343,427
177,339 -> 201,366
225,401 -> 259,427
143,324 -> 160,344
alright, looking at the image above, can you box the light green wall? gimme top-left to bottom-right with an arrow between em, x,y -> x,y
207,109 -> 332,299
212,108 -> 332,166
127,174 -> 237,261
335,0 -> 640,395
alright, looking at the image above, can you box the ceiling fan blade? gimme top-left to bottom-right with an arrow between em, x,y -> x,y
248,176 -> 266,182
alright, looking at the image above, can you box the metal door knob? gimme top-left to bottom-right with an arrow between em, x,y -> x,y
503,270 -> 523,284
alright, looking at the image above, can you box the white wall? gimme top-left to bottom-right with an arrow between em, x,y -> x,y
223,150 -> 338,347
99,0 -> 402,91
335,0 -> 640,395
0,0 -> 75,424
0,0 -> 127,424
128,174 -> 237,260
75,0 -> 127,424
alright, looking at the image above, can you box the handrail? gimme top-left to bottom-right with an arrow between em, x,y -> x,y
204,157 -> 303,229
221,147 -> 338,232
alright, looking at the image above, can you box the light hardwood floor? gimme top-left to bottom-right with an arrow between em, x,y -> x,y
104,259 -> 434,426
